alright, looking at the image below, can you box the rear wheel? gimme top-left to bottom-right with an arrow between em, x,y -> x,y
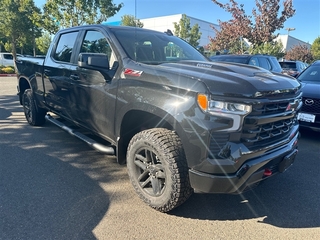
126,128 -> 193,212
22,89 -> 46,126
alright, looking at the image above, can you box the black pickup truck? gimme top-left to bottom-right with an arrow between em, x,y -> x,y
16,24 -> 302,212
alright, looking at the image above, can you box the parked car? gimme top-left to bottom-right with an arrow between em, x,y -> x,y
296,60 -> 320,131
279,60 -> 307,78
0,52 -> 15,67
210,54 -> 283,74
0,52 -> 22,67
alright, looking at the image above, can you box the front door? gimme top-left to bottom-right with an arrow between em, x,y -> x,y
68,29 -> 119,138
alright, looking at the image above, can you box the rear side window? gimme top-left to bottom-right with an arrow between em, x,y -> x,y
249,57 -> 258,66
269,57 -> 282,72
53,31 -> 78,63
258,57 -> 271,70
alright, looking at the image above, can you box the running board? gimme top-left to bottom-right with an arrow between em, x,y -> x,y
45,114 -> 115,155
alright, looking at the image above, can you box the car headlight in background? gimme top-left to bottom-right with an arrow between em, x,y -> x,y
197,93 -> 252,131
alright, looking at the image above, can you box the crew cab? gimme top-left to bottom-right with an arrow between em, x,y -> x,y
16,25 -> 302,212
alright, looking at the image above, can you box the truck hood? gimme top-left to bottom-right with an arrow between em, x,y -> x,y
159,61 -> 301,98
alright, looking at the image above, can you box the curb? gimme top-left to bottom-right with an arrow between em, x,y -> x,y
0,74 -> 16,77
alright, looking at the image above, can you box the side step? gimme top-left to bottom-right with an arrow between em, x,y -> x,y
45,114 -> 115,155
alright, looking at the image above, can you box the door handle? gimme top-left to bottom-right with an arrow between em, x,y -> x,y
70,74 -> 80,80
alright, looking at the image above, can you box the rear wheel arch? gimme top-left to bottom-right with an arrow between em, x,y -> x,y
18,77 -> 31,104
22,89 -> 47,126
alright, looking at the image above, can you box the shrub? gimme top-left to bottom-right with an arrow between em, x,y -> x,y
0,66 -> 15,74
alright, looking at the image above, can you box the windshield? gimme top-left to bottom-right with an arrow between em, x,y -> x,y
297,65 -> 319,82
279,62 -> 297,69
110,28 -> 207,64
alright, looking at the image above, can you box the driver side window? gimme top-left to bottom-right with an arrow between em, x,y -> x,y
80,30 -> 116,68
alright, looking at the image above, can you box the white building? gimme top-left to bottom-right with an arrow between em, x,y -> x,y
140,14 -> 219,47
107,14 -> 310,52
275,34 -> 311,52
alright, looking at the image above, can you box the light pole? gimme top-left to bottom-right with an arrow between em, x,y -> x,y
285,27 -> 295,36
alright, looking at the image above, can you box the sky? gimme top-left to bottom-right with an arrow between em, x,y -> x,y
34,0 -> 320,44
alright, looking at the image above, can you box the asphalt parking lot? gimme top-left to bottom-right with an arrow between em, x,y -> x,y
1,76 -> 319,239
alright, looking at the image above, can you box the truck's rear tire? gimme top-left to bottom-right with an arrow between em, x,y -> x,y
22,89 -> 46,126
126,128 -> 193,212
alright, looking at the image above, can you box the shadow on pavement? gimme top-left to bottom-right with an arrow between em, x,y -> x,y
0,145 -> 110,239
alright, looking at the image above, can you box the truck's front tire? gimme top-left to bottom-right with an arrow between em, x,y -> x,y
126,128 -> 193,212
22,89 -> 46,126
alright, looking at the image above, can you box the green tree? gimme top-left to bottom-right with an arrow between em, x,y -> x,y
311,37 -> 320,60
228,38 -> 249,54
250,41 -> 285,59
284,44 -> 314,63
210,0 -> 295,51
173,14 -> 201,48
0,0 -> 43,58
36,32 -> 52,55
121,15 -> 144,27
43,0 -> 123,29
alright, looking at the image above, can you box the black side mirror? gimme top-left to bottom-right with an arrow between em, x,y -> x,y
78,53 -> 117,80
78,53 -> 110,69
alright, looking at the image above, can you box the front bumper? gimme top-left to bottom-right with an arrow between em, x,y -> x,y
189,131 -> 299,194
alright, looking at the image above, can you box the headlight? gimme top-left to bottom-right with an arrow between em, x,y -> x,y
208,100 -> 251,115
197,93 -> 252,131
197,93 -> 252,115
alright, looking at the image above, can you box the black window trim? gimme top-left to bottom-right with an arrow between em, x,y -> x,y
50,30 -> 80,65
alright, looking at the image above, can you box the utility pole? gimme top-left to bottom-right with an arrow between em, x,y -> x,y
285,27 -> 295,36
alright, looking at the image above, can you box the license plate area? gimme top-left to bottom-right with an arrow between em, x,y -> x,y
298,112 -> 315,123
279,149 -> 298,173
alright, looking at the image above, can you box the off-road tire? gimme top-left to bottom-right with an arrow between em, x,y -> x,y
22,89 -> 46,126
127,128 -> 193,212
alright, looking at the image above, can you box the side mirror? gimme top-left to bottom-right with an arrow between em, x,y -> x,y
78,53 -> 110,69
78,53 -> 114,80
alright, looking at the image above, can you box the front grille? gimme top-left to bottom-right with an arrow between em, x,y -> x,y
241,99 -> 299,148
301,97 -> 320,114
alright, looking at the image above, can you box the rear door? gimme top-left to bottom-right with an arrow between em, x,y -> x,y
43,31 -> 79,119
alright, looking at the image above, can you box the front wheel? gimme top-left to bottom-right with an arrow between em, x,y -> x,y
126,128 -> 193,212
22,89 -> 46,126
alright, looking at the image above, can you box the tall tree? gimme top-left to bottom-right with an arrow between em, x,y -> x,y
43,0 -> 123,29
173,14 -> 202,48
210,0 -> 295,50
121,15 -> 143,27
311,37 -> 320,60
0,0 -> 42,58
284,44 -> 314,63
36,32 -> 52,55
